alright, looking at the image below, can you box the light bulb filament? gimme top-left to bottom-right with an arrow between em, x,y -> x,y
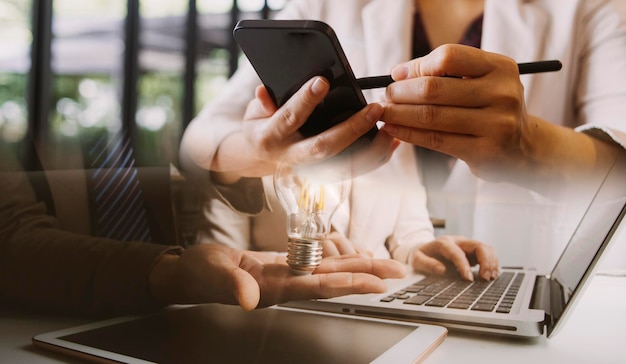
296,178 -> 326,214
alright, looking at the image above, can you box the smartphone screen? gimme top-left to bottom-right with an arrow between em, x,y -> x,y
233,19 -> 377,140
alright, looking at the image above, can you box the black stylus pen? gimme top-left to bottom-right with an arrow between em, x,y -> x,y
356,60 -> 562,89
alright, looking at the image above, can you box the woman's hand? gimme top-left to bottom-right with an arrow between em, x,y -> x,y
380,43 -> 622,185
380,44 -> 535,182
410,235 -> 499,281
213,76 -> 397,184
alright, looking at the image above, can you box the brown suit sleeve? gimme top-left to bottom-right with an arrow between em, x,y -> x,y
0,152 -> 182,317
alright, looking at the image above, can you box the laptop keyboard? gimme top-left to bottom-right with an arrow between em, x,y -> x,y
380,271 -> 525,314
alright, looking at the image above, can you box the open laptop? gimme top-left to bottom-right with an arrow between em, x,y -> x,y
283,153 -> 626,338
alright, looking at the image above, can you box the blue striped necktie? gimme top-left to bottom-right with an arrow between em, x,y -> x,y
88,131 -> 152,242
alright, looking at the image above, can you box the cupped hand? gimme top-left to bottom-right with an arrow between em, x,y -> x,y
380,44 -> 533,181
410,235 -> 499,281
150,243 -> 406,311
243,252 -> 406,309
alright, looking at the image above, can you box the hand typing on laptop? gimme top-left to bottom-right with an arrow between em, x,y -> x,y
322,232 -> 499,282
409,235 -> 500,281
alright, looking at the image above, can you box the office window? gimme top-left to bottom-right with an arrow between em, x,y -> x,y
196,1 -> 234,117
239,0 -> 267,12
21,0 -> 288,153
18,0 -> 287,243
266,0 -> 287,9
135,0 -> 188,166
47,0 -> 126,169
196,0 -> 284,113
0,0 -> 31,145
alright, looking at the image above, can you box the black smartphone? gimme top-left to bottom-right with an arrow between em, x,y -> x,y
233,19 -> 377,140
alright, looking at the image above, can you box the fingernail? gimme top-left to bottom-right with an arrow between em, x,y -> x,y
391,65 -> 409,80
492,270 -> 499,279
465,269 -> 474,281
483,270 -> 492,281
311,77 -> 329,95
366,104 -> 383,123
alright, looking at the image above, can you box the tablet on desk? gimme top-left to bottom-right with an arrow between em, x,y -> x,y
32,304 -> 447,364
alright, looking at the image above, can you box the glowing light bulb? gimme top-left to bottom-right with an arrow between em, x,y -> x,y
274,160 -> 349,274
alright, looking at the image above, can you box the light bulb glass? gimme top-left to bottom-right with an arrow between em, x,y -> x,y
274,160 -> 349,274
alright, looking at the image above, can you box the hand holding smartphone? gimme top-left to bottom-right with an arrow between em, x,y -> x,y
233,19 -> 378,141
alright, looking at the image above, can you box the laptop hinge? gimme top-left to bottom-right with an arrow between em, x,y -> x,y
530,275 -> 551,313
549,278 -> 565,321
530,276 -> 565,328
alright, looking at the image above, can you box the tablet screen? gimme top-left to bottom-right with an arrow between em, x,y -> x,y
35,304 -> 445,363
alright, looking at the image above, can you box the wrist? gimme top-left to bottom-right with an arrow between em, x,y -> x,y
520,116 -> 559,178
521,117 -> 589,183
149,252 -> 180,304
215,132 -> 278,178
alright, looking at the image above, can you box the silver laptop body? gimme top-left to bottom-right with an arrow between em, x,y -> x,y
283,153 -> 626,338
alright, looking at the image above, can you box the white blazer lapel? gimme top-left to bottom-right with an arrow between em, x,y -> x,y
482,0 -> 551,115
482,0 -> 548,62
362,0 -> 415,76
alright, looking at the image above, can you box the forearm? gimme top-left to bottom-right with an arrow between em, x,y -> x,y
211,132 -> 275,184
179,56 -> 261,177
0,221 -> 180,316
386,199 -> 436,265
1,164 -> 174,316
148,252 -> 182,304
523,116 -> 621,186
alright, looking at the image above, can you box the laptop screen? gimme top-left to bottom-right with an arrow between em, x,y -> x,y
549,154 -> 626,333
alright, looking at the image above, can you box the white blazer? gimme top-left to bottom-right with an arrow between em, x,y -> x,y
183,0 -> 626,270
